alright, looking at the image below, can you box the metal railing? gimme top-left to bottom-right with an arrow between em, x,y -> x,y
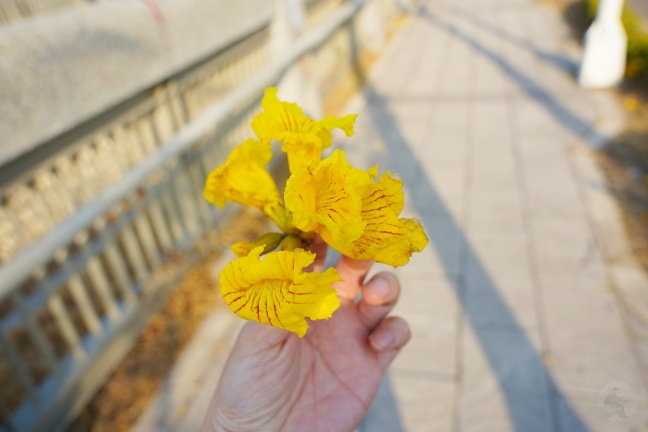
0,25 -> 270,263
0,0 -> 405,430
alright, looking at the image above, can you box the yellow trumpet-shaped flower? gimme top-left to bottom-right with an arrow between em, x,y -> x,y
334,171 -> 428,267
220,246 -> 342,337
251,87 -> 357,172
204,139 -> 287,226
284,150 -> 370,247
203,87 -> 428,335
285,149 -> 428,267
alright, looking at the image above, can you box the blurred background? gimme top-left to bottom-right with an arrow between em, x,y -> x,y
0,0 -> 647,431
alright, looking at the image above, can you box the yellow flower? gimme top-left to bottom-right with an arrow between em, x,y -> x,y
284,150 -> 370,247
204,139 -> 287,226
220,246 -> 342,337
335,171 -> 428,267
285,149 -> 428,267
251,87 -> 357,172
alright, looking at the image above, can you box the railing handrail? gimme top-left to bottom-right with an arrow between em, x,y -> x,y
0,0 -> 364,301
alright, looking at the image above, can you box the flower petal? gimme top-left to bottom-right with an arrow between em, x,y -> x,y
319,114 -> 357,137
340,216 -> 428,267
219,247 -> 342,337
285,150 -> 370,247
251,88 -> 358,172
331,172 -> 428,267
203,139 -> 282,212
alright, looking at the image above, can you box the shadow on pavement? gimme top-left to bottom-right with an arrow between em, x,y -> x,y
445,5 -> 578,75
360,372 -> 405,432
422,6 -> 607,149
360,81 -> 590,430
353,2 -> 605,428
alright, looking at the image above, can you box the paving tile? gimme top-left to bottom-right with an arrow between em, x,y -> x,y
466,242 -> 533,285
461,323 -> 547,394
391,273 -> 460,375
467,198 -> 527,245
415,130 -> 468,177
459,383 -> 553,432
403,237 -> 463,281
459,325 -> 554,432
410,180 -> 466,230
538,275 -> 610,292
393,272 -> 459,317
513,128 -> 565,159
531,219 -> 608,279
465,275 -> 538,330
369,25 -> 424,94
522,165 -> 586,218
474,60 -> 513,97
541,280 -> 646,395
362,373 -> 456,432
391,315 -> 459,377
471,100 -> 513,144
570,145 -> 638,265
463,247 -> 539,329
511,96 -> 566,135
556,395 -> 648,432
430,100 -> 471,131
469,155 -> 518,191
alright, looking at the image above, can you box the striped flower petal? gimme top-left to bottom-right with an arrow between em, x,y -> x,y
284,150 -> 370,248
333,171 -> 428,267
203,139 -> 279,210
219,246 -> 342,337
251,88 -> 357,172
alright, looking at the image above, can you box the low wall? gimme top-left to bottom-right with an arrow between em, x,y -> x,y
0,0 -> 273,166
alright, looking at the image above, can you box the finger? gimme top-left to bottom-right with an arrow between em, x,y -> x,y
333,255 -> 372,303
357,272 -> 400,330
368,316 -> 411,372
305,236 -> 327,273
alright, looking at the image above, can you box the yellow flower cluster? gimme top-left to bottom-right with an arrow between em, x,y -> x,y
204,88 -> 428,336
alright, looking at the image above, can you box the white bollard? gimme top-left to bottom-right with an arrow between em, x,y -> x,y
578,0 -> 627,88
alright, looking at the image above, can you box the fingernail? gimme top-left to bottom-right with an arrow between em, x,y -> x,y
371,329 -> 395,351
370,276 -> 389,298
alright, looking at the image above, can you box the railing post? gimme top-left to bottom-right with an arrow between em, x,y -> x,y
271,0 -> 322,118
356,0 -> 386,52
578,0 -> 627,88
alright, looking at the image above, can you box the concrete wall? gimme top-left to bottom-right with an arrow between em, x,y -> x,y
0,0 -> 273,166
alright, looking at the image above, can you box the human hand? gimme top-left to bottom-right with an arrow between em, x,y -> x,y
200,243 -> 411,432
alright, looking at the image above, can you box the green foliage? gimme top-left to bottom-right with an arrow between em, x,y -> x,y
586,0 -> 648,78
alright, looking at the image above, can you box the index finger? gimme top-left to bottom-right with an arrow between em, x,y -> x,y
333,255 -> 372,303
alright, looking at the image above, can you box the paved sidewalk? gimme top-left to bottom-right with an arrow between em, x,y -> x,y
136,0 -> 648,430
